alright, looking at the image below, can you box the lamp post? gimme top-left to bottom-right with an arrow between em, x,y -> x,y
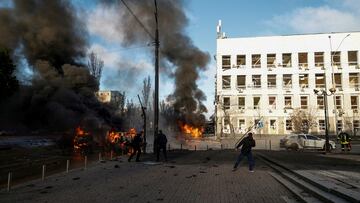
314,87 -> 336,152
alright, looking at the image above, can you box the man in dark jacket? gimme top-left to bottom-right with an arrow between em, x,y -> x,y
156,130 -> 168,162
128,132 -> 143,162
233,132 -> 256,172
337,131 -> 351,151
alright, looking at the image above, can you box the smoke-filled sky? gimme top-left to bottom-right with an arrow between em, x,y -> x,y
1,0 -> 359,119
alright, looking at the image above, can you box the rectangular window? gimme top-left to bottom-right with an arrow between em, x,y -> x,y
253,96 -> 260,109
348,51 -> 358,66
335,96 -> 342,109
267,75 -> 276,88
222,76 -> 231,89
317,96 -> 324,109
252,54 -> 261,68
334,73 -> 342,89
315,52 -> 324,67
319,120 -> 325,131
331,51 -> 341,66
298,53 -> 308,68
283,74 -> 292,88
282,53 -> 292,67
349,73 -> 360,88
315,74 -> 325,88
351,96 -> 359,109
222,55 -> 231,70
237,75 -> 246,89
354,120 -> 360,135
286,120 -> 292,131
300,96 -> 308,109
337,120 -> 343,132
236,55 -> 246,67
270,120 -> 277,129
267,54 -> 276,68
284,96 -> 292,109
238,119 -> 246,130
299,74 -> 309,89
223,97 -> 230,110
238,97 -> 245,109
252,75 -> 261,88
269,96 -> 276,109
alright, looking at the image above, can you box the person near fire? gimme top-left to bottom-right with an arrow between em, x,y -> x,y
337,131 -> 351,151
156,130 -> 168,162
233,132 -> 256,172
128,131 -> 143,162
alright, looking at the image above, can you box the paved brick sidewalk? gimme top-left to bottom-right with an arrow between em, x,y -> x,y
0,151 -> 296,203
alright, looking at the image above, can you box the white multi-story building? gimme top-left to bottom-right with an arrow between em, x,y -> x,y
95,90 -> 123,107
215,21 -> 360,138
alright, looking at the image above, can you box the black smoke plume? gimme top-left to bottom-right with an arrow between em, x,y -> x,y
104,0 -> 210,127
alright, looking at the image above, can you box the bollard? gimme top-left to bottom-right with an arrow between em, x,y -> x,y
207,145 -> 209,150
98,152 -> 102,161
269,140 -> 272,151
84,156 -> 87,170
180,144 -> 182,151
7,172 -> 12,192
42,165 -> 46,181
110,151 -> 113,160
66,160 -> 70,173
195,145 -> 197,151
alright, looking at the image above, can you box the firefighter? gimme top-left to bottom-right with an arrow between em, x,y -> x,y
337,131 -> 351,151
128,132 -> 143,162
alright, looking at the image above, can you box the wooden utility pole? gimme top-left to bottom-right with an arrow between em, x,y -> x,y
154,0 -> 159,148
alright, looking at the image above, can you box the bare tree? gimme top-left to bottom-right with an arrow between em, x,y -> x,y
290,107 -> 318,133
87,51 -> 104,83
141,76 -> 151,109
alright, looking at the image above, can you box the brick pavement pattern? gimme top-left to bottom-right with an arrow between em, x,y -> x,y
0,151 -> 295,203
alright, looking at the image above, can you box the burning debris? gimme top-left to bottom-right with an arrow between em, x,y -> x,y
73,126 -> 94,155
179,122 -> 204,138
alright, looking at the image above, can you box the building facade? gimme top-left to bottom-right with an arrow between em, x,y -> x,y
95,90 -> 123,107
215,25 -> 360,138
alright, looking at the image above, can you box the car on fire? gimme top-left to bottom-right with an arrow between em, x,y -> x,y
280,134 -> 336,151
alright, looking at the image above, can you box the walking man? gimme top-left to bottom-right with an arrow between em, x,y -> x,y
233,132 -> 256,172
156,130 -> 168,162
128,132 -> 143,162
338,131 -> 351,151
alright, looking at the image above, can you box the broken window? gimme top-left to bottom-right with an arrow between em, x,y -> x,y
238,97 -> 245,109
299,74 -> 309,89
238,119 -> 245,130
335,96 -> 342,109
334,73 -> 342,89
237,75 -> 246,89
269,96 -> 276,109
252,54 -> 261,68
348,51 -> 358,66
222,55 -> 231,70
300,96 -> 308,109
283,74 -> 292,88
222,76 -> 231,90
317,96 -> 324,109
298,53 -> 308,68
267,75 -> 276,88
337,120 -> 343,132
331,51 -> 341,66
236,55 -> 246,67
252,75 -> 261,88
286,119 -> 292,131
315,74 -> 325,88
253,96 -> 260,109
318,120 -> 325,131
349,73 -> 360,88
315,52 -> 324,67
267,54 -> 276,68
282,53 -> 292,67
351,96 -> 358,109
270,120 -> 277,130
284,96 -> 292,109
223,97 -> 230,110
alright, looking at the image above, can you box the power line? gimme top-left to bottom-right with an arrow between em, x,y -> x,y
119,0 -> 155,40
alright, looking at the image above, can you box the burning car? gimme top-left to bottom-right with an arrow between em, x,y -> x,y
73,126 -> 94,155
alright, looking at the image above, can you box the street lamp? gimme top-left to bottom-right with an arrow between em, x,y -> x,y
314,86 -> 336,152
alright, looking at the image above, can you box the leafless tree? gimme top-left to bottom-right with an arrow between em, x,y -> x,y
87,51 -> 104,83
290,107 -> 318,133
141,76 -> 151,109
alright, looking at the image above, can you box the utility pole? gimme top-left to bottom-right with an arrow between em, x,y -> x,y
154,0 -> 159,150
138,95 -> 147,153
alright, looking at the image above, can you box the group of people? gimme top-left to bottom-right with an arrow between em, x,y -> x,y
127,130 -> 168,162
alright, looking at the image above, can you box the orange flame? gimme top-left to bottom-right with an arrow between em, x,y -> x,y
180,123 -> 204,138
74,126 -> 90,149
76,126 -> 85,136
108,130 -> 120,144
